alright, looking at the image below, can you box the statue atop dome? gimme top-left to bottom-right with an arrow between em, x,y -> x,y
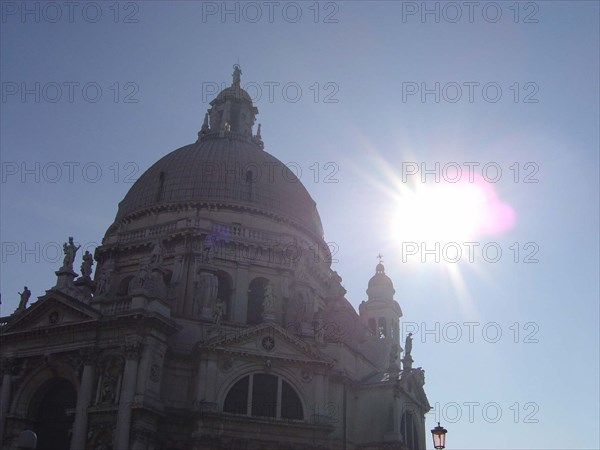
232,64 -> 242,87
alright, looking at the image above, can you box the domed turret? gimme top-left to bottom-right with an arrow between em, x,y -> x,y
199,64 -> 261,141
359,255 -> 402,342
367,262 -> 395,302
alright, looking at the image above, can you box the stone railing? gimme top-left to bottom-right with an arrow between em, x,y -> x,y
100,298 -> 132,315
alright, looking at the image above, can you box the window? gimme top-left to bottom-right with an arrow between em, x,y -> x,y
378,317 -> 387,338
223,374 -> 303,420
368,318 -> 376,334
155,171 -> 165,201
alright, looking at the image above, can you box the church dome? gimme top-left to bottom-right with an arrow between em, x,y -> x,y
108,65 -> 324,241
214,85 -> 253,102
111,138 -> 324,239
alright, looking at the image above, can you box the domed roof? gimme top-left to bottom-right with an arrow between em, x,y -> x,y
366,262 -> 395,301
111,137 -> 324,240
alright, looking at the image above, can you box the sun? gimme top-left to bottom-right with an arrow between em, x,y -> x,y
391,176 -> 515,245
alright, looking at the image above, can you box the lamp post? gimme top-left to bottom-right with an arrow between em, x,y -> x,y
431,422 -> 447,449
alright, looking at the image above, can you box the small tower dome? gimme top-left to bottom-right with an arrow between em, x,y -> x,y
360,255 -> 402,342
366,261 -> 395,302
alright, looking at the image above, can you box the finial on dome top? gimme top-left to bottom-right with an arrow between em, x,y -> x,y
232,64 -> 242,87
376,253 -> 385,274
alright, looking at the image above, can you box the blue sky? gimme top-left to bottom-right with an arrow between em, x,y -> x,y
1,1 -> 598,448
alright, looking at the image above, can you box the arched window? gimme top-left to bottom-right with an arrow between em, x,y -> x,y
368,318 -> 376,334
223,374 -> 303,420
401,410 -> 418,450
378,317 -> 387,339
247,277 -> 269,324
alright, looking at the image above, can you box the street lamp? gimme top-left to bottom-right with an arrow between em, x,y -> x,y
431,422 -> 447,449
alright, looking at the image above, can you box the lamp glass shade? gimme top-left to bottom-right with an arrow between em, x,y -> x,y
431,422 -> 447,449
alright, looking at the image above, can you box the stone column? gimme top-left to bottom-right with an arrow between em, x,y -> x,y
70,349 -> 97,450
114,338 -> 142,450
0,358 -> 15,446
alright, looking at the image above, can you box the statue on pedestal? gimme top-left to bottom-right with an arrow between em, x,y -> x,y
404,332 -> 413,358
80,250 -> 94,278
263,283 -> 276,315
17,286 -> 31,310
194,271 -> 218,316
213,298 -> 226,325
62,237 -> 80,270
150,241 -> 162,265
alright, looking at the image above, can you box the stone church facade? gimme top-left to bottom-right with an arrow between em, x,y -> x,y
0,67 -> 430,450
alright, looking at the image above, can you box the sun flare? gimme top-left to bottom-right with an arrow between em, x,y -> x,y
391,176 -> 515,245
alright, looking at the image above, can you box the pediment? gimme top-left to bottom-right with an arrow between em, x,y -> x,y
204,322 -> 333,366
2,290 -> 101,333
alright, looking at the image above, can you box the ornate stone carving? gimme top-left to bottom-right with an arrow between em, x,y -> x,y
96,355 -> 124,405
129,265 -> 168,299
48,311 -> 60,324
122,338 -> 143,361
95,270 -> 111,296
219,357 -> 233,373
300,368 -> 312,383
261,336 -> 275,352
149,364 -> 160,383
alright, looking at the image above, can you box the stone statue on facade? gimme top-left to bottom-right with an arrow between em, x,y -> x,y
17,286 -> 31,310
213,298 -> 226,325
262,282 -> 277,321
150,241 -> 163,265
100,374 -> 116,403
80,250 -> 94,278
404,332 -> 413,357
194,271 -> 218,316
263,283 -> 275,310
62,236 -> 80,270
201,237 -> 215,263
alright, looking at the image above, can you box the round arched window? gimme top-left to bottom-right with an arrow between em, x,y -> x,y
223,374 -> 303,420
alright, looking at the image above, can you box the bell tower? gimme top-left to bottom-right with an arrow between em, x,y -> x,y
359,255 -> 402,344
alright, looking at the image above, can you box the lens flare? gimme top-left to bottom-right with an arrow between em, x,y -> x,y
392,175 -> 515,244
